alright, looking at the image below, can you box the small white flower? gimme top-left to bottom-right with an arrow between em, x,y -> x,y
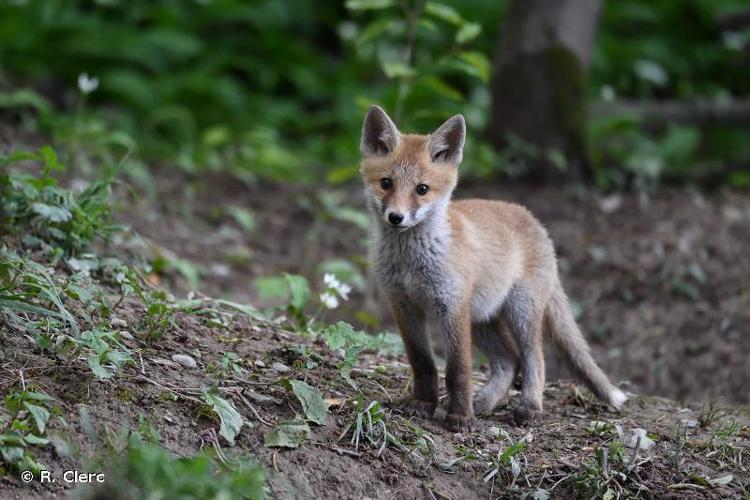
337,282 -> 351,300
320,292 -> 339,310
78,73 -> 99,94
323,273 -> 340,289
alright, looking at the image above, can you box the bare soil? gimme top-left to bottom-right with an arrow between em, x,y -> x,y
1,170 -> 749,499
117,172 -> 750,404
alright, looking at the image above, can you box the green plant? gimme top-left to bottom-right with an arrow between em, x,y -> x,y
1,146 -> 119,255
138,290 -> 178,340
0,388 -> 54,476
86,438 -> 264,500
483,433 -> 529,490
338,396 -> 403,455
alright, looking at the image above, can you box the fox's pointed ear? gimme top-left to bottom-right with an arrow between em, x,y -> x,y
428,114 -> 466,165
360,105 -> 400,157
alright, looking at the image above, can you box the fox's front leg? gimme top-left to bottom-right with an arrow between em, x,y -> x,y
441,304 -> 474,432
392,299 -> 438,417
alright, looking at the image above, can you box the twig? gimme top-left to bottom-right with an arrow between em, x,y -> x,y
235,391 -> 271,427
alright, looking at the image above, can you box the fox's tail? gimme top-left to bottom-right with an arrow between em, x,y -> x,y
544,278 -> 627,409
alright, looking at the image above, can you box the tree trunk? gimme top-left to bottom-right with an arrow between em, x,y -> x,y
488,0 -> 603,182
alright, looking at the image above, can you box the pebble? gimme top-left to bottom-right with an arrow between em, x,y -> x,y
271,362 -> 291,373
111,317 -> 128,328
254,359 -> 266,368
171,354 -> 197,369
487,426 -> 501,437
626,428 -> 655,450
118,331 -> 134,341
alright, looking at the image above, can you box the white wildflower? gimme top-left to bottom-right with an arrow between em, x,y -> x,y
322,272 -> 351,300
323,273 -> 340,289
337,282 -> 351,300
78,73 -> 99,94
320,292 -> 339,310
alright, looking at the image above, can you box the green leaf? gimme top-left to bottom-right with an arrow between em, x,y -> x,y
286,380 -> 328,425
455,51 -> 491,82
265,421 -> 310,448
283,273 -> 310,310
227,206 -> 256,233
254,275 -> 289,302
455,22 -> 481,44
380,61 -> 416,79
203,392 -> 243,446
39,146 -> 64,172
23,403 -> 50,434
424,2 -> 463,25
345,0 -> 394,10
31,203 -> 72,223
87,355 -> 114,379
0,297 -> 60,317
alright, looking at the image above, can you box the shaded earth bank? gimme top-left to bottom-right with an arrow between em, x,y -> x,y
116,172 -> 750,405
1,293 -> 748,499
1,167 -> 748,499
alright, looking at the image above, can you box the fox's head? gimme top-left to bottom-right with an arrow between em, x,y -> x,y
359,105 -> 465,231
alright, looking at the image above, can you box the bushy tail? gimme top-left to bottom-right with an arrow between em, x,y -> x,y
544,279 -> 627,409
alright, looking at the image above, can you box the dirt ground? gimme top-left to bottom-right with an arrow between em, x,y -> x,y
117,171 -> 750,405
1,167 -> 749,499
1,291 -> 748,499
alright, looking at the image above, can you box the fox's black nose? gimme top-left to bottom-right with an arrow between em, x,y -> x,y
388,212 -> 404,225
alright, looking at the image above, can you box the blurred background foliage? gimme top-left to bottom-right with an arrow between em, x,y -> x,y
0,0 -> 748,189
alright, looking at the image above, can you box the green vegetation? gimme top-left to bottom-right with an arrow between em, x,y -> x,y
1,0 -> 747,188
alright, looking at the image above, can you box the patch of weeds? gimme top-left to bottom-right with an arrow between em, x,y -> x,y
206,353 -> 245,381
0,388 -> 54,475
706,419 -> 744,467
76,328 -> 133,379
253,272 -> 352,331
85,436 -> 264,500
338,396 -> 403,455
321,321 -> 368,387
571,437 -> 649,499
0,146 -> 119,255
138,290 -> 178,340
483,432 -> 530,490
0,250 -> 134,380
698,400 -> 726,429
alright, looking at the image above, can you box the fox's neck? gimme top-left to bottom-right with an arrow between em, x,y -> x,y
375,197 -> 452,256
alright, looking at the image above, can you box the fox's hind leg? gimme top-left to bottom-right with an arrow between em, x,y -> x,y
472,318 -> 519,415
502,284 -> 546,425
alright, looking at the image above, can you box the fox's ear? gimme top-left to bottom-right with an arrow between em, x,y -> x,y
428,114 -> 466,165
360,105 -> 400,157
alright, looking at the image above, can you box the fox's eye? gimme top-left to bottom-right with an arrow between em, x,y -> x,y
415,184 -> 429,196
380,178 -> 393,190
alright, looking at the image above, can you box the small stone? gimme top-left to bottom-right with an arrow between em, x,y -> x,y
626,428 -> 655,450
271,362 -> 291,374
681,418 -> 698,428
171,354 -> 197,369
111,317 -> 128,328
350,367 -> 364,376
487,426 -> 501,437
246,390 -> 280,407
333,348 -> 345,361
118,330 -> 134,341
254,359 -> 266,368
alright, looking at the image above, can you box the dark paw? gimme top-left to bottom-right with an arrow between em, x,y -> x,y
513,402 -> 542,426
445,413 -> 475,433
401,398 -> 437,418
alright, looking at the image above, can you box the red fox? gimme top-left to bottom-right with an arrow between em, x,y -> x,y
360,105 -> 626,431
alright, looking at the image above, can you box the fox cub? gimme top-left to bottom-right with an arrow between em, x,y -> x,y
359,106 -> 626,431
